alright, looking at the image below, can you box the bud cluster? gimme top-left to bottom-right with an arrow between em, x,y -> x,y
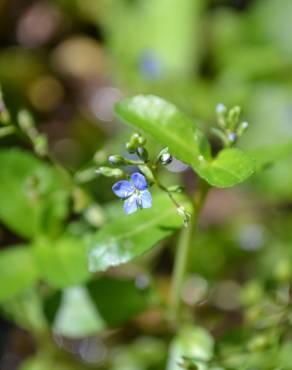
96,132 -> 154,183
212,103 -> 249,148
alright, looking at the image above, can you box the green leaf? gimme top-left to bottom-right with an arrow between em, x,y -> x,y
88,276 -> 151,326
33,236 -> 90,289
200,148 -> 255,188
87,193 -> 189,273
0,247 -> 38,303
115,95 -> 202,164
115,95 -> 255,188
167,326 -> 214,370
52,286 -> 105,338
0,148 -> 70,238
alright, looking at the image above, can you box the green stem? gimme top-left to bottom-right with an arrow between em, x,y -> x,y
170,179 -> 209,321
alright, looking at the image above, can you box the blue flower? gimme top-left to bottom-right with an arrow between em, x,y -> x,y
112,172 -> 152,215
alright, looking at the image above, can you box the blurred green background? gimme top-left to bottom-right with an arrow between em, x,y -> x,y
1,0 -> 292,369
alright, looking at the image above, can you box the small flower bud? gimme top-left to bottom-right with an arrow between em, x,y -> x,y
108,154 -> 126,165
158,147 -> 172,165
96,166 -> 124,178
228,132 -> 237,144
136,146 -> 149,161
137,136 -> 147,146
126,141 -> 136,153
126,132 -> 143,153
18,110 -> 35,131
228,105 -> 241,129
237,121 -> 249,136
75,167 -> 97,183
138,165 -> 155,184
161,152 -> 172,164
216,103 -> 227,128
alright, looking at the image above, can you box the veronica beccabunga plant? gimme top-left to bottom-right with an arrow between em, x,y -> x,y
0,88 -> 262,370
95,95 -> 255,323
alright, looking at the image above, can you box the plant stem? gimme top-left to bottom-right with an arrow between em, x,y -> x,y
170,179 -> 209,322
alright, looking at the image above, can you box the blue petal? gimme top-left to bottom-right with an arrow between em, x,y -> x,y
139,190 -> 152,209
123,194 -> 138,214
112,180 -> 134,199
131,172 -> 148,190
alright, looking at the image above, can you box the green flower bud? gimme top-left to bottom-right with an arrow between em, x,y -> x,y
126,133 -> 146,153
228,105 -> 241,129
108,155 -> 126,165
138,135 -> 146,146
228,131 -> 237,144
18,110 -> 35,131
158,147 -> 172,165
126,141 -> 136,153
96,166 -> 124,178
216,103 -> 227,128
237,121 -> 249,136
136,146 -> 149,161
138,165 -> 155,184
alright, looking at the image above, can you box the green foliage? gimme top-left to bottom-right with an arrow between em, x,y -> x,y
0,149 -> 70,238
0,246 -> 38,303
33,236 -> 90,289
2,1 -> 292,369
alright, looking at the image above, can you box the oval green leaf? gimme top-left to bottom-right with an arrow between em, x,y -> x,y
87,193 -> 190,273
199,148 -> 255,188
